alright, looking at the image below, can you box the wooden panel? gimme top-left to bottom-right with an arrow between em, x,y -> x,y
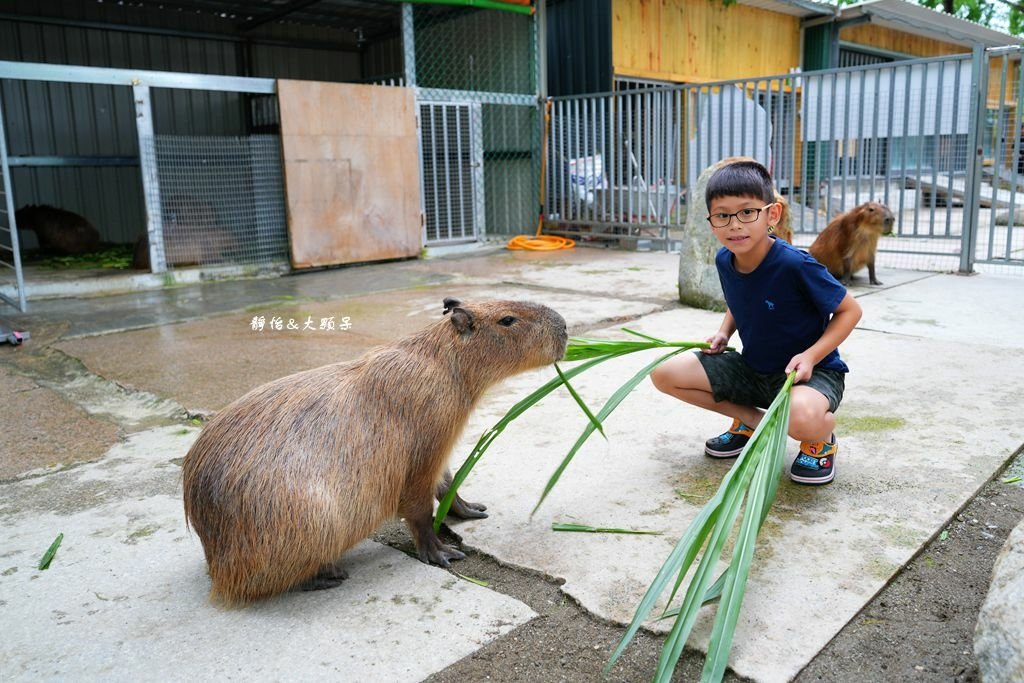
612,0 -> 800,83
840,24 -> 964,58
277,80 -> 421,269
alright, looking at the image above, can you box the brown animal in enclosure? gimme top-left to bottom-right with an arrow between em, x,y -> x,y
131,195 -> 240,270
709,157 -> 793,243
182,298 -> 568,604
809,201 -> 895,285
15,204 -> 101,256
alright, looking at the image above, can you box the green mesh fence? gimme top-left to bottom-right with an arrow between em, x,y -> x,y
410,4 -> 540,241
412,5 -> 535,95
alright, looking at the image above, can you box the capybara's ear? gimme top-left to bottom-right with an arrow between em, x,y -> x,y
442,298 -> 462,315
449,307 -> 474,334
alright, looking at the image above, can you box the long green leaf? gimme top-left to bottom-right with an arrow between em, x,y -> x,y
531,347 -> 688,517
606,372 -> 796,682
552,522 -> 662,535
433,349 -> 635,530
655,444 -> 759,682
621,327 -> 668,343
603,497 -> 722,674
38,532 -> 64,570
554,363 -> 605,439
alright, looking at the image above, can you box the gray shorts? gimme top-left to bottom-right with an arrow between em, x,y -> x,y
695,351 -> 845,413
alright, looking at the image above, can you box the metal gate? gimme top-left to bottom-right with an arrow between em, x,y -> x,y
0,96 -> 25,312
546,46 -> 1024,276
419,101 -> 483,246
0,59 -> 287,312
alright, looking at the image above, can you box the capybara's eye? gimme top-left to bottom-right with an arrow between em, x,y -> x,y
498,316 -> 517,327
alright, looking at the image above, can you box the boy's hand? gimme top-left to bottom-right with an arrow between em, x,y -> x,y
703,332 -> 730,354
785,352 -> 816,383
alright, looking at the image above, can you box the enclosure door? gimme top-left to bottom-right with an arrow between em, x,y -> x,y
0,100 -> 25,312
420,102 -> 483,245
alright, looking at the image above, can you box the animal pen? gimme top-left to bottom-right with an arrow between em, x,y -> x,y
0,1 -> 540,312
545,45 -> 1024,278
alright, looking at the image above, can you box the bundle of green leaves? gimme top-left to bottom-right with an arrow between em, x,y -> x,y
434,330 -> 796,682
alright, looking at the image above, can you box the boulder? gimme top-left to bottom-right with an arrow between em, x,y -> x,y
974,516 -> 1024,683
677,161 -> 728,311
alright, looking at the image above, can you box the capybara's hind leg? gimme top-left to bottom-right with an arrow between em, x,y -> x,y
436,468 -> 488,520
403,496 -> 466,567
299,562 -> 349,592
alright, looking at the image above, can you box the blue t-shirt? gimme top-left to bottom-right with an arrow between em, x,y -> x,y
716,238 -> 849,374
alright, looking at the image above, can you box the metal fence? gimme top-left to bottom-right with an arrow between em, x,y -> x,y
141,134 -> 288,269
0,60 -> 286,311
546,46 -> 1024,276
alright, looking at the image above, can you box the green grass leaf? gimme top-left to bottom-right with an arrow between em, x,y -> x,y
432,350 -> 634,531
454,572 -> 489,587
38,532 -> 64,570
436,333 -> 720,531
552,522 -> 662,535
554,363 -> 605,439
531,347 -> 689,517
607,372 -> 795,683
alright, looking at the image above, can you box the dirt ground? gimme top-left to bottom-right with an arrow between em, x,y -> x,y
390,459 -> 1024,682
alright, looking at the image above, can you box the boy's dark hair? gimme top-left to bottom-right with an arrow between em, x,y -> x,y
705,160 -> 775,209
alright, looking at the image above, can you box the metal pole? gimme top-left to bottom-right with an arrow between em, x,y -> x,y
134,83 -> 166,274
0,90 -> 26,311
961,45 -> 987,274
402,4 -> 417,89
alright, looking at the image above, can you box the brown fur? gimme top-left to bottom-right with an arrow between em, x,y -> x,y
809,201 -> 895,285
181,298 -> 567,604
15,205 -> 100,256
132,195 -> 239,270
708,157 -> 793,243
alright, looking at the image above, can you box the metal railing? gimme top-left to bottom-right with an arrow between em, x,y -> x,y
544,47 -> 1024,275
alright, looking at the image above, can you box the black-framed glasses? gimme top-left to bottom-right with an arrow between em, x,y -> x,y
706,204 -> 775,229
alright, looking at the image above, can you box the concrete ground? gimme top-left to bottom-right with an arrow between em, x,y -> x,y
1,246 -> 1022,682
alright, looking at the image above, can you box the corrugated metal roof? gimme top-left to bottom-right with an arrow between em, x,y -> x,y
839,0 -> 1019,48
69,0 -> 404,38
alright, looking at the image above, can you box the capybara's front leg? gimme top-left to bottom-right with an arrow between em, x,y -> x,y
436,468 -> 488,520
403,496 -> 466,567
868,259 -> 883,286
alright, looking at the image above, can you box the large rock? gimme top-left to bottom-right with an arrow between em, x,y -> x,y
678,161 -> 729,311
975,516 -> 1024,683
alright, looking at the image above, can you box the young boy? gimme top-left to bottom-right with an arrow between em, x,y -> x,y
651,160 -> 862,484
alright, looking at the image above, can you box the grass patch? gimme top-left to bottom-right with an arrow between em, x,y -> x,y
36,245 -> 134,270
836,415 -> 906,433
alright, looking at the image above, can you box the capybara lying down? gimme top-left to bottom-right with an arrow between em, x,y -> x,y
809,201 -> 895,285
15,204 -> 101,256
182,298 -> 568,604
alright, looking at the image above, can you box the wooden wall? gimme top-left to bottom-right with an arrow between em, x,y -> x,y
611,0 -> 801,83
278,81 -> 421,269
840,24 -> 965,59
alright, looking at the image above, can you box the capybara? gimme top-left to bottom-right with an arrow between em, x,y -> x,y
809,201 -> 895,285
131,195 -> 239,270
708,157 -> 793,243
182,297 -> 568,604
15,205 -> 100,256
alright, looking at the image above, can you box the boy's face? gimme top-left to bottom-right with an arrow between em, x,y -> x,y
706,194 -> 782,259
